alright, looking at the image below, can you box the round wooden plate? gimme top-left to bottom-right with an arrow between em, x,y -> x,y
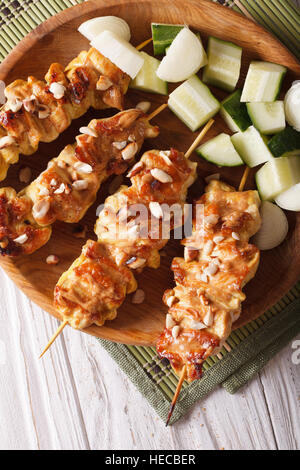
0,0 -> 300,346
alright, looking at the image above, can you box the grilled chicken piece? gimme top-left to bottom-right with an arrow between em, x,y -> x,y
54,240 -> 137,328
0,109 -> 159,256
55,149 -> 197,329
157,180 -> 261,382
0,48 -> 130,181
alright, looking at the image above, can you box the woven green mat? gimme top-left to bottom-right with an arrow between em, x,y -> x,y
0,0 -> 300,425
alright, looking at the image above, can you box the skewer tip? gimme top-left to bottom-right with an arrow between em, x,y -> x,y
39,320 -> 68,358
165,404 -> 175,427
165,364 -> 187,426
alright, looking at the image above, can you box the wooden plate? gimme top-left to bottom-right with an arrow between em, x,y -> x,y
0,0 -> 300,346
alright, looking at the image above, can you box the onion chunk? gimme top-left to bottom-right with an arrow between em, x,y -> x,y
91,30 -> 144,79
78,16 -> 131,42
156,27 -> 207,82
275,183 -> 300,212
252,201 -> 288,250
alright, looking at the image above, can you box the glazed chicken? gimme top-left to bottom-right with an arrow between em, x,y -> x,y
54,148 -> 197,329
157,179 -> 261,382
0,47 -> 130,181
0,109 -> 159,256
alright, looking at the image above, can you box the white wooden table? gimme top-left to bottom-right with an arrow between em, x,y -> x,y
1,1 -> 300,451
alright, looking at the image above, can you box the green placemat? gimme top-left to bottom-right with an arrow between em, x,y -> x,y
0,0 -> 300,425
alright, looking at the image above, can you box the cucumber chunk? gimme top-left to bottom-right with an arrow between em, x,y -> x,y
268,126 -> 300,157
130,52 -> 168,95
151,23 -> 183,55
231,125 -> 273,167
168,75 -> 220,131
220,89 -> 251,132
202,36 -> 242,92
246,101 -> 286,135
256,156 -> 300,201
241,61 -> 287,102
196,133 -> 243,167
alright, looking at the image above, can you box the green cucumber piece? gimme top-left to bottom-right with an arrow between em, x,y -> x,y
202,36 -> 242,92
256,156 -> 300,200
231,125 -> 273,167
246,101 -> 286,135
241,61 -> 287,102
168,75 -> 220,132
151,23 -> 183,55
130,52 -> 167,95
196,133 -> 243,167
220,89 -> 251,132
268,126 -> 300,157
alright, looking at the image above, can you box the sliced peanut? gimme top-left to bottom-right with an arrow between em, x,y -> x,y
0,135 -> 16,149
74,161 -> 93,174
14,234 -> 28,244
49,82 -> 66,99
121,142 -> 138,161
149,201 -> 163,219
32,199 -> 50,220
172,325 -> 180,339
46,255 -> 60,265
136,101 -> 151,113
72,180 -> 88,191
150,168 -> 173,183
131,289 -> 145,304
19,167 -> 31,184
79,126 -> 98,138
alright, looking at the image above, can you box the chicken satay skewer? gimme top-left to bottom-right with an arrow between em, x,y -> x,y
0,37 -> 155,182
39,104 -> 175,359
0,47 -> 131,181
165,164 -> 256,425
214,166 -> 250,361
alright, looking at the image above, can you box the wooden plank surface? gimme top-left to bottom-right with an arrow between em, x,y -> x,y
0,0 -> 300,451
1,261 -> 300,450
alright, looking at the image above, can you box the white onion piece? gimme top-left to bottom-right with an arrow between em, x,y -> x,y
252,201 -> 288,250
284,81 -> 300,132
275,183 -> 300,212
78,16 -> 131,42
91,30 -> 144,79
156,27 -> 207,82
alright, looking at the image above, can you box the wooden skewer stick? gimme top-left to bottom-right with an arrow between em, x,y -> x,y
147,103 -> 168,121
185,119 -> 215,159
39,103 -> 169,359
166,364 -> 187,426
238,166 -> 250,192
136,37 -> 152,50
39,320 -> 68,358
